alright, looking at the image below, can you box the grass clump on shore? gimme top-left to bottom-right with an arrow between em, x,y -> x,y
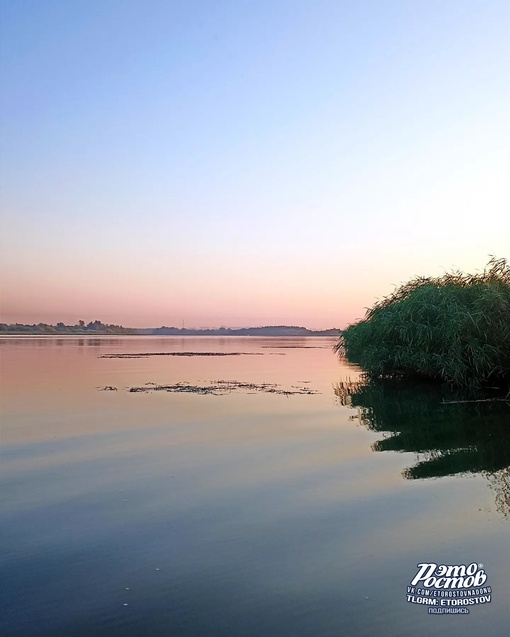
335,257 -> 510,388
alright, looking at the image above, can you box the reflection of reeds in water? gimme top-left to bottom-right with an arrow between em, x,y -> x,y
486,468 -> 510,519
334,257 -> 510,389
334,377 -> 510,517
332,377 -> 365,408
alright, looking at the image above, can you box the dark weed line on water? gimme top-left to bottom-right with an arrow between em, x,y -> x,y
261,346 -> 325,349
99,352 -> 266,359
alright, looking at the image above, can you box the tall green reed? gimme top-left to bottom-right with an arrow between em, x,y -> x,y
335,257 -> 510,388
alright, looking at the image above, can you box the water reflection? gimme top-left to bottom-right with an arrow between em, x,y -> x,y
0,336 -> 124,347
334,378 -> 510,517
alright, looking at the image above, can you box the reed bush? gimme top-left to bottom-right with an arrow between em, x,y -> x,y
335,257 -> 510,388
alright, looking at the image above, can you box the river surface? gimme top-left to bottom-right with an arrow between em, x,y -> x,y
1,336 -> 508,636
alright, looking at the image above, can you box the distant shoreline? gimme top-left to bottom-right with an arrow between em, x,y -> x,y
0,323 -> 342,337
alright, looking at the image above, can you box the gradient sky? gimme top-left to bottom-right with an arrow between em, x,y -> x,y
1,0 -> 508,329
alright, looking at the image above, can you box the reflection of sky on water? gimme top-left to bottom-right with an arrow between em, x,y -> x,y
1,338 -> 508,636
1,336 -> 343,442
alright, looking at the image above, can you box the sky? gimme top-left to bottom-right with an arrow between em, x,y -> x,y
0,0 -> 508,329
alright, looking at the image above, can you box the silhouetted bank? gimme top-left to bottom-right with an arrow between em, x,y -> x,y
0,321 -> 341,337
143,325 -> 341,336
0,320 -> 135,335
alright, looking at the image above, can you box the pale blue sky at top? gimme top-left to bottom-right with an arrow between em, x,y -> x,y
0,0 -> 509,328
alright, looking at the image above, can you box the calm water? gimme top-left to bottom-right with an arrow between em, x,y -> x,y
1,336 -> 508,636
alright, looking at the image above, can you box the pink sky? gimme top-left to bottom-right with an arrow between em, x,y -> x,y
1,248 -> 506,329
1,2 -> 508,329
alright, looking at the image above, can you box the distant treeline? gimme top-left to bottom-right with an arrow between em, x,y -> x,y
143,325 -> 341,337
0,320 -> 136,335
0,321 -> 341,337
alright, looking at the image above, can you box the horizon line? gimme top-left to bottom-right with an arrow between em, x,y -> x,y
0,320 -> 342,331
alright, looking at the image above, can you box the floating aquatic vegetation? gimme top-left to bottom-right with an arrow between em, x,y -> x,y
99,352 -> 264,359
261,346 -> 324,349
127,380 -> 319,396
